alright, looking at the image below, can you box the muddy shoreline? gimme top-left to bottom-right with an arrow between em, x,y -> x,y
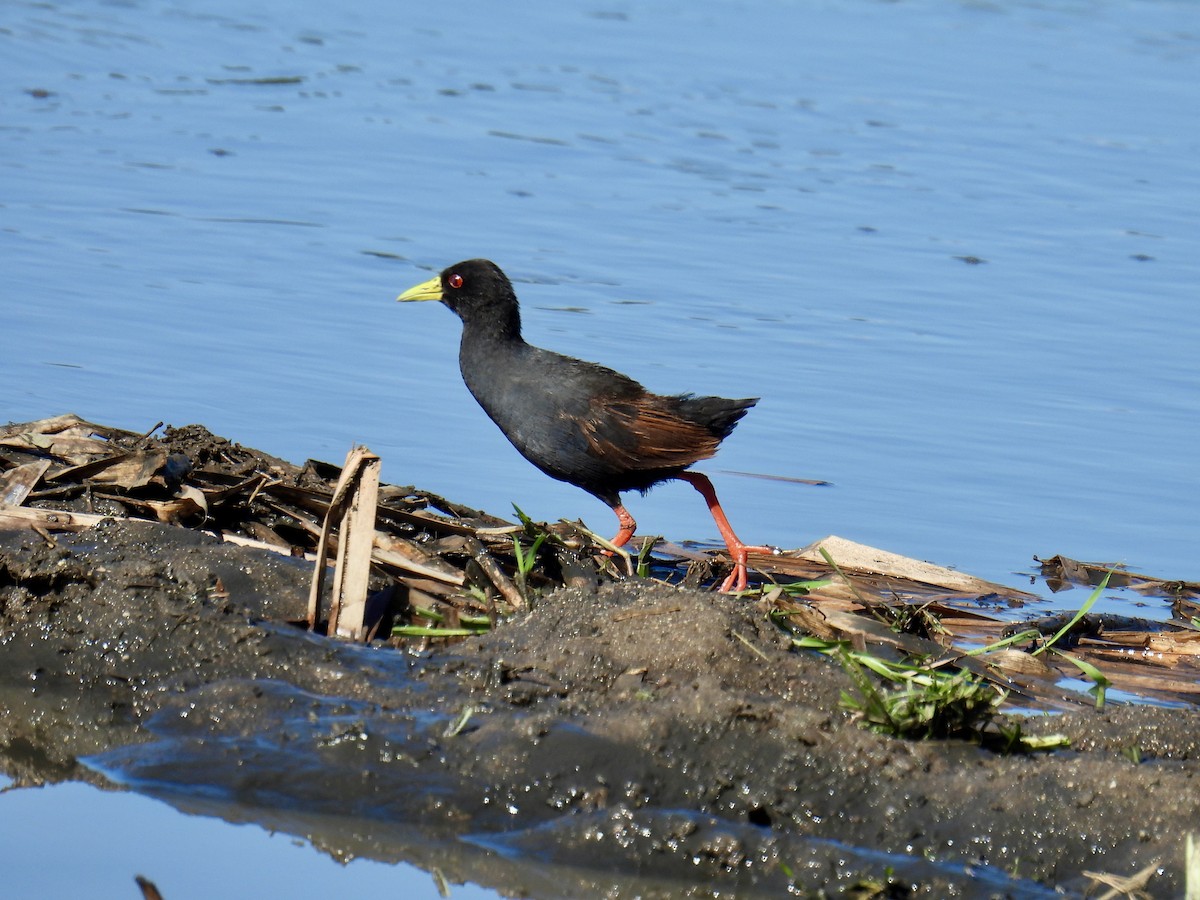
2,424 -> 1198,897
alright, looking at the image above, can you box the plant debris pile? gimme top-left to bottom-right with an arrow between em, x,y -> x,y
3,414 -> 1200,896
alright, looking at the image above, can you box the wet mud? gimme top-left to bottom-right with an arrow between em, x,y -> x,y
2,433 -> 1199,897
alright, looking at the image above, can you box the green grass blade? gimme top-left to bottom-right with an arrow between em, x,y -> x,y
1031,570 -> 1112,657
392,625 -> 489,638
967,628 -> 1042,656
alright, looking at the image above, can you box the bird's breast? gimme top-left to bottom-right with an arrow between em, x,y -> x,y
457,341 -> 628,487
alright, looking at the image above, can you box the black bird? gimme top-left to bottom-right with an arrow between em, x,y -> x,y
398,259 -> 770,591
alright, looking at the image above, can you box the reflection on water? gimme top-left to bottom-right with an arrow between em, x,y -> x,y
0,778 -> 494,900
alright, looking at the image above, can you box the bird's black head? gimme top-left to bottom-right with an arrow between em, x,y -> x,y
398,259 -> 521,338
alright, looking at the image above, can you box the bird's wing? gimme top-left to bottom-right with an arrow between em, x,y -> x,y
577,394 -> 721,473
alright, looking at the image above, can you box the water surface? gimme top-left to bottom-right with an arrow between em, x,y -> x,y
3,0 -> 1198,894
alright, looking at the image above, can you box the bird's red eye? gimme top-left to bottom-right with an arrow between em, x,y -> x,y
447,273 -> 464,289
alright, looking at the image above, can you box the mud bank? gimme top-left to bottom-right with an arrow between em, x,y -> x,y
2,428 -> 1199,897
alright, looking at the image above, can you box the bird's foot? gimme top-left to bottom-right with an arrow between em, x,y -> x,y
718,544 -> 777,593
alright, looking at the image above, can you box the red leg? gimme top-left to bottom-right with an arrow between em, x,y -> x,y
676,472 -> 772,592
608,504 -> 637,549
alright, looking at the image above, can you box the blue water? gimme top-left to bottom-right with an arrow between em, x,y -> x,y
0,777 -> 496,900
5,0 -> 1198,590
3,0 -> 1199,894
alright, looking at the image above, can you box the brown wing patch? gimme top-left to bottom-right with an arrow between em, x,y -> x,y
575,394 -> 720,474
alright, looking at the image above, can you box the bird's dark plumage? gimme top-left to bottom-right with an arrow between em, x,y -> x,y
398,258 -> 768,591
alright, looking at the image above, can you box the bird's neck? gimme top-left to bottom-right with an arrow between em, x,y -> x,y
458,305 -> 523,347
458,322 -> 531,418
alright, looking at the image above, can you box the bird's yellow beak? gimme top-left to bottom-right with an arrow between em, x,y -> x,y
397,275 -> 444,303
